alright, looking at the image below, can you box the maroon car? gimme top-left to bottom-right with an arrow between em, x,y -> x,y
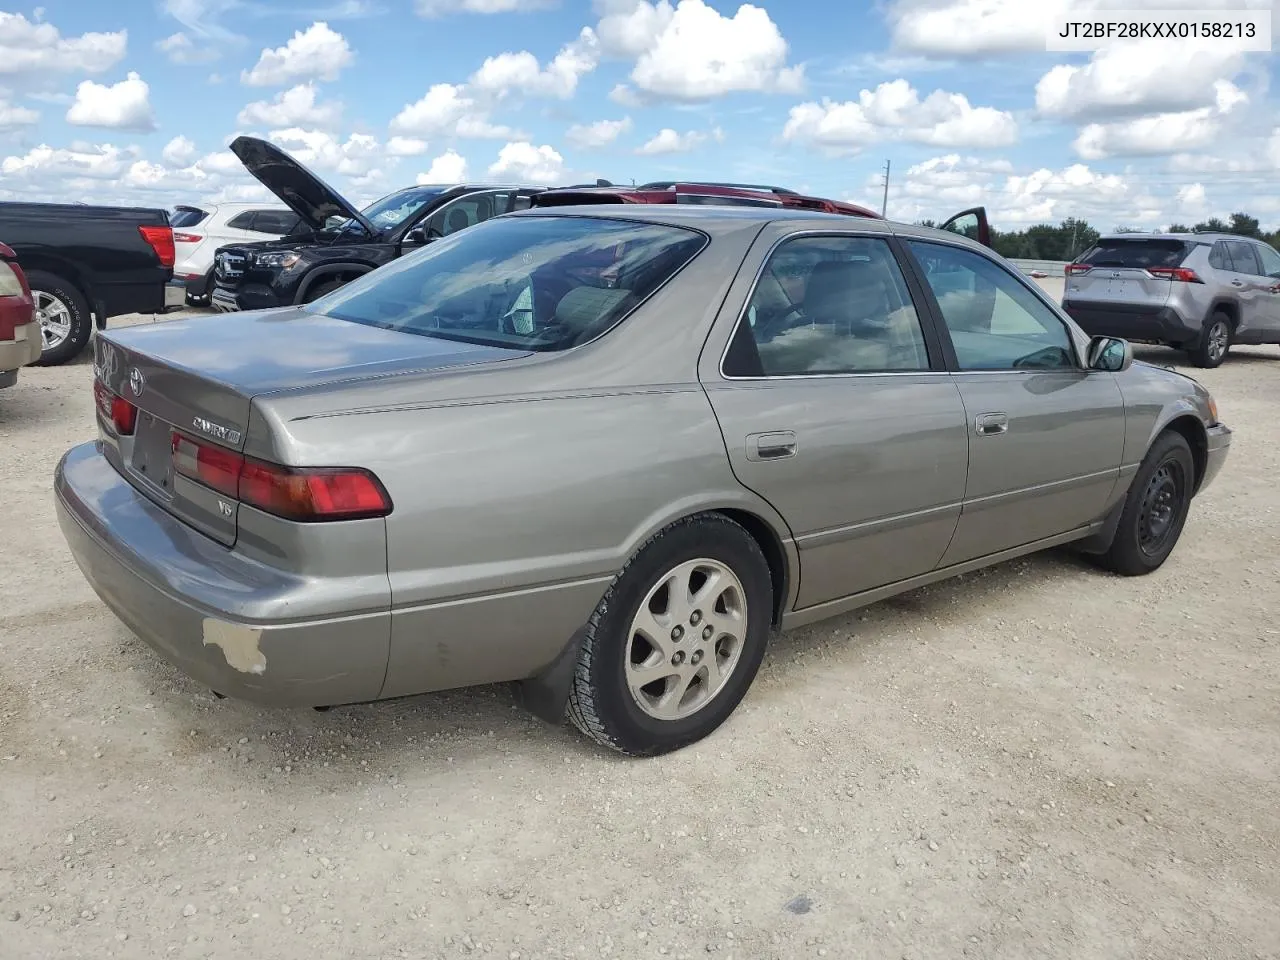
0,241 -> 39,389
532,180 -> 992,248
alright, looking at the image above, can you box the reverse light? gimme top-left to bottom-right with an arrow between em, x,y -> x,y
171,432 -> 393,522
1146,267 -> 1203,283
173,232 -> 204,244
138,225 -> 176,269
93,380 -> 138,436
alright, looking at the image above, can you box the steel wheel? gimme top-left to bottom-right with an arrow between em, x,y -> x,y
625,559 -> 748,721
1137,459 -> 1186,557
35,290 -> 73,351
1205,319 -> 1229,364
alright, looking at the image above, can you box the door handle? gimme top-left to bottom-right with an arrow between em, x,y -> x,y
1231,279 -> 1245,287
974,412 -> 1008,437
747,431 -> 797,461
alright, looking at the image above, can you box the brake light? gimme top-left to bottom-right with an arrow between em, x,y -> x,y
1147,267 -> 1202,283
173,232 -> 203,244
139,225 -> 176,269
1065,263 -> 1092,275
93,380 -> 137,436
0,259 -> 25,297
170,432 -> 392,522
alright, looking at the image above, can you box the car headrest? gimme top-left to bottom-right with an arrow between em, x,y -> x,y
804,259 -> 889,325
554,285 -> 636,341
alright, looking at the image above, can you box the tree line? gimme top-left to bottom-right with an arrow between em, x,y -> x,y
916,212 -> 1280,262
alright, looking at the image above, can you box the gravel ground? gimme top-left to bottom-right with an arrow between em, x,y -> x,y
1,296 -> 1278,960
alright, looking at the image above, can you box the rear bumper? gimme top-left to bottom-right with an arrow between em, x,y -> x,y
54,441 -> 393,707
1062,302 -> 1198,344
1199,422 -> 1232,494
0,320 -> 43,373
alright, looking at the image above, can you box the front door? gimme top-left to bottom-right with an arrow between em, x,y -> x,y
703,229 -> 969,609
939,206 -> 993,249
1236,241 -> 1280,343
901,237 -> 1127,565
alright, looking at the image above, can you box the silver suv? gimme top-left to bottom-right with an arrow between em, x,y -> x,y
1062,232 -> 1280,368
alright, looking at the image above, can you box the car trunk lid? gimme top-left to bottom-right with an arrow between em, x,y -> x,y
1066,237 -> 1194,308
93,309 -> 531,546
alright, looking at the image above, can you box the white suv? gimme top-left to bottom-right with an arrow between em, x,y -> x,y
170,202 -> 302,306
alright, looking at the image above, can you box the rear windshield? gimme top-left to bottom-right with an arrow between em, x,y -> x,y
170,207 -> 208,228
1077,239 -> 1189,269
309,215 -> 706,352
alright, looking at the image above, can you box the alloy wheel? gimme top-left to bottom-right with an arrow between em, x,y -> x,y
34,291 -> 72,351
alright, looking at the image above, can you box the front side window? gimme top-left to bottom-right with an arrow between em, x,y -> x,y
422,191 -> 515,238
724,235 -> 930,376
907,240 -> 1076,371
309,215 -> 705,352
1254,242 -> 1280,278
1225,240 -> 1261,275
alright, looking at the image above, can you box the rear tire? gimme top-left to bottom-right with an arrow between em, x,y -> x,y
566,514 -> 774,757
27,270 -> 92,367
1096,431 -> 1195,576
1189,312 -> 1231,368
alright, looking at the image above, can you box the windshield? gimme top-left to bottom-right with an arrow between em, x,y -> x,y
362,187 -> 447,228
308,215 -> 706,352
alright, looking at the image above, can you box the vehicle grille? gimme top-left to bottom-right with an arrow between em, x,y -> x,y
215,251 -> 247,283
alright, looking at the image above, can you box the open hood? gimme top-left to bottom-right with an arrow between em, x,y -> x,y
229,136 -> 377,236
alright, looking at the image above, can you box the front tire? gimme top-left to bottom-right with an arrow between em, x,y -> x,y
302,279 -> 346,304
1189,312 -> 1231,368
1097,431 -> 1196,576
27,271 -> 92,366
566,514 -> 774,756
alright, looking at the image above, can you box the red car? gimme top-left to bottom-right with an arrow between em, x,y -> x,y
532,180 -> 992,247
0,241 -> 39,390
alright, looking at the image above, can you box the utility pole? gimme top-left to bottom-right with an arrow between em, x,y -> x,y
880,159 -> 890,217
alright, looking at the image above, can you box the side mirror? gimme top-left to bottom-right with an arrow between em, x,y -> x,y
1087,335 -> 1132,372
403,225 -> 429,246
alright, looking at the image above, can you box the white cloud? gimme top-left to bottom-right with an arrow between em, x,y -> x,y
65,72 -> 157,133
0,98 -> 39,130
387,136 -> 430,156
156,31 -> 219,64
637,127 -> 706,154
241,22 -> 353,86
1036,43 -> 1248,119
487,141 -> 564,183
1070,80 -> 1250,160
266,127 -> 381,177
162,0 -> 242,42
161,135 -> 198,167
390,83 -> 522,139
417,149 -> 469,183
1,143 -> 135,182
598,0 -> 804,101
566,116 -> 632,148
416,0 -> 554,14
1175,182 -> 1210,219
783,79 -> 1017,152
469,28 -> 600,99
237,83 -> 342,128
0,11 -> 127,77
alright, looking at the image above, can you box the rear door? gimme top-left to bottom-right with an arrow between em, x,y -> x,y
901,236 -> 1127,564
699,223 -> 970,610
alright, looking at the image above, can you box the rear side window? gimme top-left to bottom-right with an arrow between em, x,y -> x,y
226,211 -> 257,230
251,210 -> 301,235
1078,239 -> 1189,269
310,216 -> 706,352
170,207 -> 208,228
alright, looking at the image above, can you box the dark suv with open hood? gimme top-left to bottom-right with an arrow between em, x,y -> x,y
210,136 -> 544,312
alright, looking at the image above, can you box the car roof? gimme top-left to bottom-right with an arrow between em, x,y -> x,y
507,202 -> 988,250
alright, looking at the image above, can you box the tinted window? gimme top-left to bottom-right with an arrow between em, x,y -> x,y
1225,240 -> 1261,275
360,186 -> 448,230
310,216 -> 705,352
1208,242 -> 1228,270
907,240 -> 1075,371
251,210 -> 300,235
226,211 -> 257,230
1078,238 -> 1189,269
1255,243 -> 1280,278
423,191 -> 515,238
725,236 -> 929,376
170,207 -> 207,228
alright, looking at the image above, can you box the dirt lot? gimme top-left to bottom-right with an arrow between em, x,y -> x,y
2,299 -> 1278,960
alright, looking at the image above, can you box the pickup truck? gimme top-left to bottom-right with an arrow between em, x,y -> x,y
0,201 -> 174,365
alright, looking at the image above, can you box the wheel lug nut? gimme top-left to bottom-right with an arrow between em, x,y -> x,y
701,625 -> 713,640
690,610 -> 702,626
691,651 -> 703,665
671,625 -> 684,642
671,651 -> 686,666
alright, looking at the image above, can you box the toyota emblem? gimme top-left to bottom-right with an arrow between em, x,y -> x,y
128,367 -> 145,397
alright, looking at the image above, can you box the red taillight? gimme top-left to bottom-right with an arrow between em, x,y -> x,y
1147,267 -> 1202,283
173,232 -> 203,244
1065,263 -> 1092,275
170,432 -> 392,522
139,225 -> 176,269
93,380 -> 137,436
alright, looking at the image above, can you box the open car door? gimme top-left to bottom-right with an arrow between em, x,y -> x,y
939,206 -> 992,249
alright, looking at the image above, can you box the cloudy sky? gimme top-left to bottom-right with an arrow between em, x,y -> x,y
0,0 -> 1277,231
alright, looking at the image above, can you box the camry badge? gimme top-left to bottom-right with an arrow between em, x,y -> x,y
192,416 -> 243,446
128,367 -> 145,397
